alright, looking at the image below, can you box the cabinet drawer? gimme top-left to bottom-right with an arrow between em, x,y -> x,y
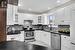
61,35 -> 70,42
7,35 -> 19,41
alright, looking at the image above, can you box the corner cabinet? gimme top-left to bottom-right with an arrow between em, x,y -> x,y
7,4 -> 18,25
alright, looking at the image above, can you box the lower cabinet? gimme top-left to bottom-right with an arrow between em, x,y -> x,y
7,31 -> 24,42
7,35 -> 19,41
61,35 -> 70,50
35,30 -> 51,47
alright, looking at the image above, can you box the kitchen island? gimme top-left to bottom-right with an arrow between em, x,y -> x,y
0,41 -> 49,50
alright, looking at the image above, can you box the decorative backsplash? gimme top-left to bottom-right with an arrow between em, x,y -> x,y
58,25 -> 70,33
6,24 -> 23,34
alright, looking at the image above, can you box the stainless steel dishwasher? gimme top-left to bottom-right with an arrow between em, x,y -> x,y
51,33 -> 61,50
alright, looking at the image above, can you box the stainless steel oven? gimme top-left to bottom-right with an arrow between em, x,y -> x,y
25,31 -> 34,37
24,31 -> 35,42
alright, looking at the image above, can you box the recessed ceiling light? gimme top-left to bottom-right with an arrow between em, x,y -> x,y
18,4 -> 21,6
48,7 -> 50,10
28,8 -> 32,11
57,0 -> 61,3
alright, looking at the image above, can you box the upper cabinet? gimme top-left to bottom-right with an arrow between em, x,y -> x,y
37,15 -> 44,24
32,16 -> 38,25
41,15 -> 49,25
8,0 -> 18,6
54,8 -> 65,25
7,4 -> 18,25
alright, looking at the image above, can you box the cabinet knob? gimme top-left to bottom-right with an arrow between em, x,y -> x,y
11,38 -> 15,40
71,42 -> 75,45
64,37 -> 66,38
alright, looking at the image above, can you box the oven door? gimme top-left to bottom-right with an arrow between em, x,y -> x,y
25,31 -> 34,37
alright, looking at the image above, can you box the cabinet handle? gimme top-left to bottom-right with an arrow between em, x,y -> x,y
71,42 -> 75,45
64,37 -> 66,38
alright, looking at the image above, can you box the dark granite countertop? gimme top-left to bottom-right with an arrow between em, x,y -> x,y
7,33 -> 21,35
24,30 -> 35,31
50,32 -> 70,36
35,29 -> 70,36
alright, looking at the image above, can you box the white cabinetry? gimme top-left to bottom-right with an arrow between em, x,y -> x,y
43,15 -> 49,25
70,3 -> 75,50
55,8 -> 65,25
41,31 -> 51,47
18,13 -> 37,25
50,5 -> 71,25
32,16 -> 38,25
13,5 -> 18,24
7,4 -> 14,25
7,4 -> 18,25
7,31 -> 24,42
61,35 -> 70,50
35,30 -> 51,47
36,15 -> 44,24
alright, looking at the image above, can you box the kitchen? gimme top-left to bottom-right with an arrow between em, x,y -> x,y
0,0 -> 75,50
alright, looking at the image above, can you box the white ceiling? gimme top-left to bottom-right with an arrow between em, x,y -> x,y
18,0 -> 71,14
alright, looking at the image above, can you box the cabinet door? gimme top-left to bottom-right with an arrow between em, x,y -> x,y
7,4 -> 14,25
35,30 -> 42,41
37,16 -> 44,24
35,30 -> 51,46
70,3 -> 75,43
56,8 -> 65,25
55,7 -> 71,25
61,35 -> 70,50
13,5 -> 18,24
32,16 -> 38,25
43,15 -> 49,25
19,31 -> 24,41
42,31 -> 51,47
7,4 -> 18,25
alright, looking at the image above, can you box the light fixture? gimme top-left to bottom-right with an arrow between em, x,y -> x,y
48,7 -> 50,10
28,8 -> 32,11
57,0 -> 61,3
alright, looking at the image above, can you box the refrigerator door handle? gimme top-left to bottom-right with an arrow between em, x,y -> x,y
71,42 -> 75,45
